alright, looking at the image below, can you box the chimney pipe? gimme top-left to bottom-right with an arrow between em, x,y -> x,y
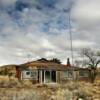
67,58 -> 71,67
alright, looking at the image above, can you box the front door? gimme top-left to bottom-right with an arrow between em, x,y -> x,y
51,71 -> 56,82
40,70 -> 56,83
45,70 -> 56,83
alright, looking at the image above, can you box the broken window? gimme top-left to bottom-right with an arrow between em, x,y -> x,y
26,71 -> 30,75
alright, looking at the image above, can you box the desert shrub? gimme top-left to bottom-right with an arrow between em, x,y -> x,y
62,81 -> 79,91
21,80 -> 34,88
0,89 -> 41,100
52,88 -> 73,100
0,78 -> 100,100
12,90 -> 40,100
0,76 -> 22,88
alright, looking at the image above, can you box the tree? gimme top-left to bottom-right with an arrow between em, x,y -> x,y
81,48 -> 100,82
49,58 -> 61,64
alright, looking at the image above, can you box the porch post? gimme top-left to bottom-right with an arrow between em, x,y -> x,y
44,70 -> 45,83
40,70 -> 42,84
56,71 -> 57,83
50,70 -> 51,82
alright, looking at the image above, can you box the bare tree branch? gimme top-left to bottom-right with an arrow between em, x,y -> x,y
79,48 -> 100,82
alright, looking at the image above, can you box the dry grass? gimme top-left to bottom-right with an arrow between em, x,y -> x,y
0,76 -> 100,100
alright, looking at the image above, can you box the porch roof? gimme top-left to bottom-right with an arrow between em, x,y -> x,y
36,66 -> 78,71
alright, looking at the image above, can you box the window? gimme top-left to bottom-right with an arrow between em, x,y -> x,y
62,71 -> 73,79
68,71 -> 73,78
31,71 -> 37,78
22,70 -> 38,79
62,71 -> 69,78
79,70 -> 89,77
26,71 -> 30,75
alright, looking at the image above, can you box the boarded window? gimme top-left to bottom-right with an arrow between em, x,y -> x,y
61,71 -> 73,79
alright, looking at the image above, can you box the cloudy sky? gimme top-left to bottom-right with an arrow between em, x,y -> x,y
0,0 -> 100,65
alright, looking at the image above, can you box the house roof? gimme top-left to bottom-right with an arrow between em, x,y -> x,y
0,60 -> 91,71
19,60 -> 80,71
20,61 -> 72,70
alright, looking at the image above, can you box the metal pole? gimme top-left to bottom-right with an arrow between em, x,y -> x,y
68,11 -> 74,66
68,11 -> 75,80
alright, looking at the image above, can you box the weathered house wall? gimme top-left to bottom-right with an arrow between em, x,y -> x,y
14,60 -> 92,83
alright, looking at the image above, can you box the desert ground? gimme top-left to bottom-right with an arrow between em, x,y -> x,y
0,76 -> 100,100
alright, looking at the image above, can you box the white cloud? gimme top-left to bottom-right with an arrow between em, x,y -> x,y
73,40 -> 95,48
0,0 -> 100,66
72,0 -> 100,28
0,0 -> 16,8
71,0 -> 100,50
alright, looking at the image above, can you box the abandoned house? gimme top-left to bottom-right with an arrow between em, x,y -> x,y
15,58 -> 91,84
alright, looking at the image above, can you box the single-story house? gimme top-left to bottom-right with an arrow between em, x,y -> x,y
15,59 -> 91,84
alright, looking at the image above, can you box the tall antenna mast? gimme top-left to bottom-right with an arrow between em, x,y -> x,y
68,11 -> 74,65
68,10 -> 75,80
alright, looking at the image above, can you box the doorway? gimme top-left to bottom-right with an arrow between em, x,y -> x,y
51,71 -> 56,82
40,70 -> 56,83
